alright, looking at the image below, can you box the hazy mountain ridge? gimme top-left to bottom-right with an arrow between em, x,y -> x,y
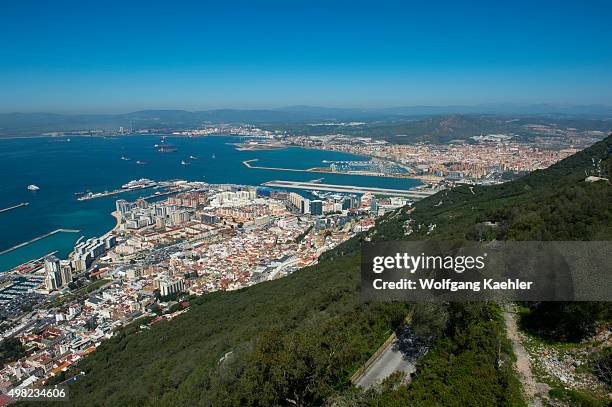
266,113 -> 612,145
1,104 -> 611,137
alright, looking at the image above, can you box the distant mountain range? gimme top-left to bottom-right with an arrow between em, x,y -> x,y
1,104 -> 611,137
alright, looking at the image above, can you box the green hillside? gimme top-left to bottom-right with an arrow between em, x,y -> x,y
36,135 -> 611,407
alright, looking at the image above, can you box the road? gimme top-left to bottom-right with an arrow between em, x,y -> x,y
262,180 -> 437,199
354,328 -> 425,389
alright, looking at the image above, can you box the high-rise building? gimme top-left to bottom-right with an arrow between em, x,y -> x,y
60,262 -> 73,286
44,255 -> 60,274
104,235 -> 117,250
200,213 -> 219,224
44,255 -> 63,290
310,200 -> 323,216
370,197 -> 378,213
71,236 -> 116,272
116,199 -> 133,216
300,198 -> 310,214
159,279 -> 185,297
136,198 -> 148,209
44,271 -> 59,291
288,192 -> 302,210
154,205 -> 168,217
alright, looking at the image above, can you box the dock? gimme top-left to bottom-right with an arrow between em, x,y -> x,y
262,180 -> 438,199
0,229 -> 81,256
140,189 -> 183,200
76,185 -> 157,201
0,202 -> 29,213
5,251 -> 59,274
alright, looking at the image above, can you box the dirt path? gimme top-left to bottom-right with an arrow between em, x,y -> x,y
503,306 -> 549,407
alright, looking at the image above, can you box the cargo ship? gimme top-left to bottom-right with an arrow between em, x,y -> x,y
158,144 -> 177,153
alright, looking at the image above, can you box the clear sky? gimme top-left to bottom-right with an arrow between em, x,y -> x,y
1,0 -> 611,113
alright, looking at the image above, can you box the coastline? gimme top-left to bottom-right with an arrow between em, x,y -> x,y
64,211 -> 121,270
0,136 -> 415,271
284,144 -> 444,184
101,211 -> 122,239
243,151 -> 442,184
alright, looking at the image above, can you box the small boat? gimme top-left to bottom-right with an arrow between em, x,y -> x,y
121,156 -> 131,161
181,160 -> 189,165
136,161 -> 146,165
212,153 -> 216,159
27,184 -> 40,191
189,155 -> 197,160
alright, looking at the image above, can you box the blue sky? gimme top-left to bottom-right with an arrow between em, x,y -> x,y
1,0 -> 611,112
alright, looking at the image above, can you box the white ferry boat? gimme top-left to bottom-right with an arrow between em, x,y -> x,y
121,178 -> 155,189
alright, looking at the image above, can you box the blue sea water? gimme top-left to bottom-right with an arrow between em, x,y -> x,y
0,135 -> 420,272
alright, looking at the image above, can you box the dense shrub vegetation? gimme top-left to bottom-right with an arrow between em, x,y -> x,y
519,302 -> 611,342
0,338 -> 26,367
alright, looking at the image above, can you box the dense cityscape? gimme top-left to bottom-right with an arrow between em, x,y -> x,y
0,176 -> 417,390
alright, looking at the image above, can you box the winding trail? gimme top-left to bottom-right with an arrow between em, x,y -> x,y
503,305 -> 549,407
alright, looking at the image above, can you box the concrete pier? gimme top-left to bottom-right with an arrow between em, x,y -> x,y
0,202 -> 29,214
0,229 -> 81,256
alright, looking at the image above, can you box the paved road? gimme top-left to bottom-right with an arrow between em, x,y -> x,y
355,328 -> 425,389
262,180 -> 436,199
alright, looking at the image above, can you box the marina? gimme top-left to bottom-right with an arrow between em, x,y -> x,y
5,251 -> 58,274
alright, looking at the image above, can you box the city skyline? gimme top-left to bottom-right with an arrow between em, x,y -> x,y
2,0 -> 612,113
